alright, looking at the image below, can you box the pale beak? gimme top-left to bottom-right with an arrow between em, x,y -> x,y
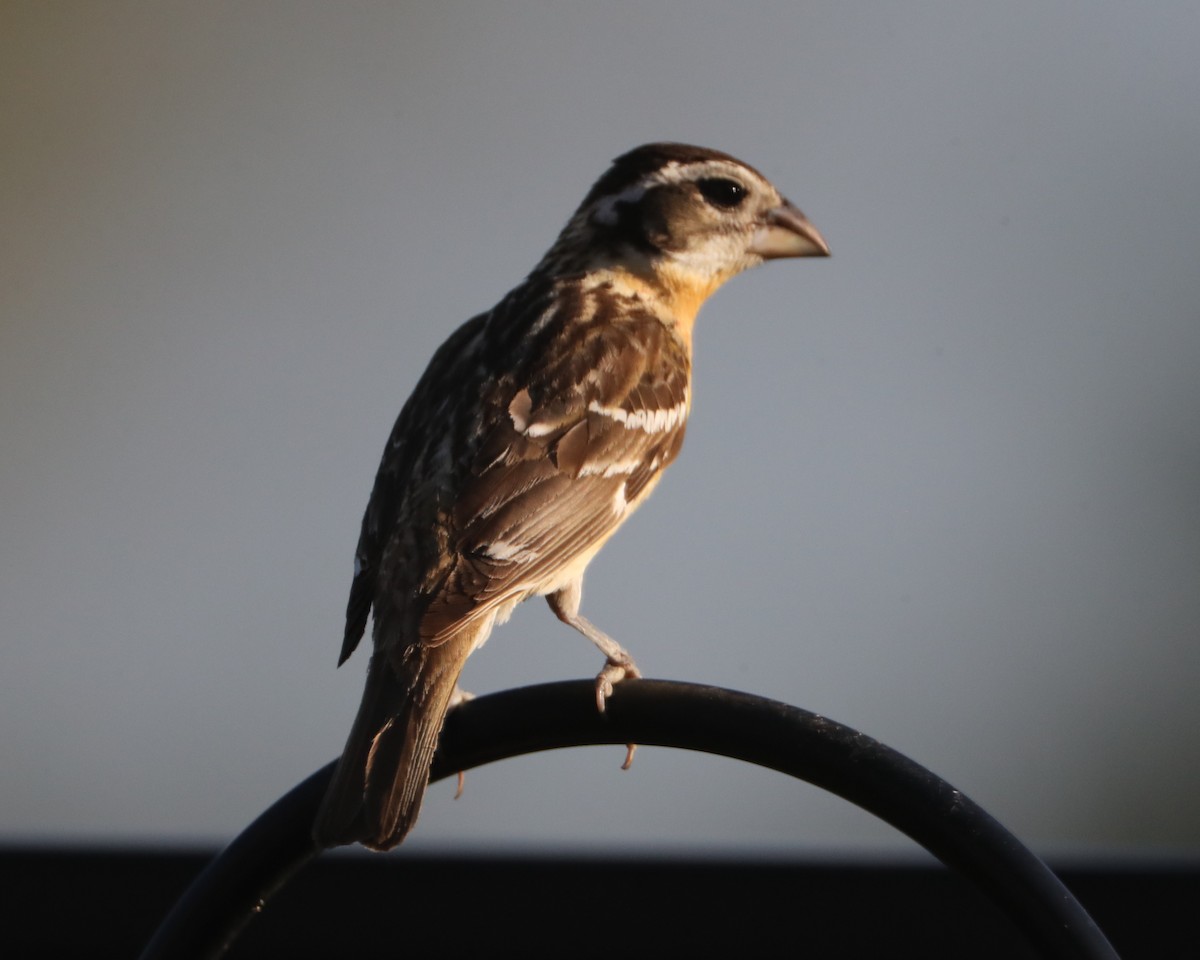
750,200 -> 830,259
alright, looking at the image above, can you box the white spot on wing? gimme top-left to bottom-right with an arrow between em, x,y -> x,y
588,399 -> 687,433
482,541 -> 539,564
578,455 -> 643,478
612,482 -> 628,514
508,389 -> 532,432
524,421 -> 558,438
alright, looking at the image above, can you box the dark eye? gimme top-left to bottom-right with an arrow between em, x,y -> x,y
697,177 -> 747,209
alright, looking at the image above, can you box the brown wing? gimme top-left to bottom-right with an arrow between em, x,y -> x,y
417,309 -> 690,645
338,310 -> 493,666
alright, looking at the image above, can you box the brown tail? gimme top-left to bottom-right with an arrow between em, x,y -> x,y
313,625 -> 480,851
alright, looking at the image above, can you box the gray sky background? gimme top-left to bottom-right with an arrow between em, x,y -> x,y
3,2 -> 1198,858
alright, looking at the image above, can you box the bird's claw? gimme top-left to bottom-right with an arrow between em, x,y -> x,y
594,656 -> 641,713
594,660 -> 640,770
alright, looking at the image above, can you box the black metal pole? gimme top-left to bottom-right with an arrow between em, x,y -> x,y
139,679 -> 1119,959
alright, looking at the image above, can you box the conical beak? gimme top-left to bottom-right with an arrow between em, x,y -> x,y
750,200 -> 830,259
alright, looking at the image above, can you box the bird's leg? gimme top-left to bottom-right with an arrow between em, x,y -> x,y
448,684 -> 475,798
546,578 -> 641,713
448,684 -> 475,708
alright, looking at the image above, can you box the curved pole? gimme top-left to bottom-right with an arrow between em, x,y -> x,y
139,680 -> 1118,959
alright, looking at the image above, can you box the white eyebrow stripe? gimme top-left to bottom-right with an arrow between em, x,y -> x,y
588,399 -> 687,433
591,184 -> 647,225
590,158 -> 764,226
591,162 -> 684,225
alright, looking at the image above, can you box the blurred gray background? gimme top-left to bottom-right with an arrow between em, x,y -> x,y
3,2 -> 1198,858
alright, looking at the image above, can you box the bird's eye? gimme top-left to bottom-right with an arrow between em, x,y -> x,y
697,178 -> 747,209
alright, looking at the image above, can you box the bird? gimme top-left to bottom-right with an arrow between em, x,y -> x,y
313,142 -> 829,851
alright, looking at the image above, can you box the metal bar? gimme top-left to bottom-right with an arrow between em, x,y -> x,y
139,679 -> 1119,959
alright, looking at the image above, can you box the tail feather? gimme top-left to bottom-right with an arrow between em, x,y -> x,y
313,626 -> 480,851
362,653 -> 464,847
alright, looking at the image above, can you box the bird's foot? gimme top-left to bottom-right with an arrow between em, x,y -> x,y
594,654 -> 641,713
594,658 -> 639,769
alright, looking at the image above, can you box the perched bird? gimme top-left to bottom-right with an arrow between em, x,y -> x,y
314,142 -> 829,851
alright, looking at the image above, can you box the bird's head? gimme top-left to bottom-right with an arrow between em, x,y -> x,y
542,142 -> 829,335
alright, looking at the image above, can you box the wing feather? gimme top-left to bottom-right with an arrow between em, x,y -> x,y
418,307 -> 690,645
